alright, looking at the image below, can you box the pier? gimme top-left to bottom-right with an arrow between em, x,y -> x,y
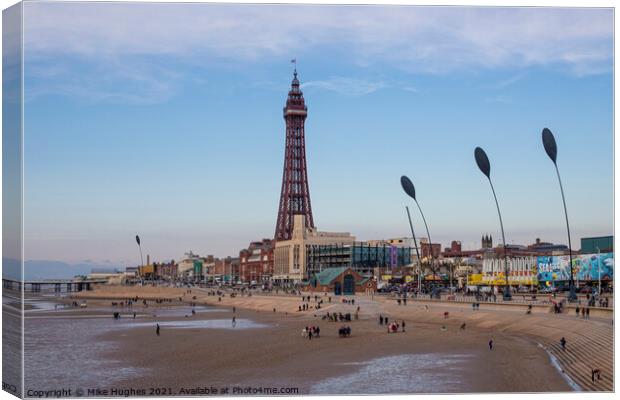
2,278 -> 108,293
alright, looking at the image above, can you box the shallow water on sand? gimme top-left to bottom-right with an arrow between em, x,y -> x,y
24,314 -> 146,391
311,353 -> 474,394
124,318 -> 269,330
23,298 -> 264,391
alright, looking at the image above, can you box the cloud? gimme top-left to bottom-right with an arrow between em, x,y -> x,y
493,73 -> 526,89
302,77 -> 387,96
402,86 -> 420,93
22,4 -> 612,103
485,94 -> 513,104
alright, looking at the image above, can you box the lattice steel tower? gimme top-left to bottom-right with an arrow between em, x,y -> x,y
275,69 -> 315,241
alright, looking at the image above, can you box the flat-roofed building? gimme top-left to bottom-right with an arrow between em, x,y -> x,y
581,236 -> 613,254
273,215 -> 355,284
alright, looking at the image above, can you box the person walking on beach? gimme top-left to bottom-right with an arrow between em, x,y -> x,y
581,307 -> 586,319
233,306 -> 236,314
133,312 -> 136,319
575,305 -> 580,317
560,337 -> 566,350
586,307 -> 590,319
379,315 -> 384,325
402,321 -> 406,332
232,316 -> 236,328
488,339 -> 493,350
156,324 -> 160,336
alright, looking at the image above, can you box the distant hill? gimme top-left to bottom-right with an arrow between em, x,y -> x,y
3,259 -> 123,281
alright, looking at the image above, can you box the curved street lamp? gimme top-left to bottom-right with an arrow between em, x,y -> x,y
542,128 -> 576,301
400,176 -> 437,285
474,147 -> 511,301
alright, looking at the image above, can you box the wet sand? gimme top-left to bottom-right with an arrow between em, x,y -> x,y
102,307 -> 568,394
20,286 -> 579,394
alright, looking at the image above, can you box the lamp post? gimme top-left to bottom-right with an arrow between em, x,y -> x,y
596,247 -> 601,296
135,235 -> 144,284
541,128 -> 576,302
400,176 -> 436,287
474,147 -> 511,301
405,206 -> 422,292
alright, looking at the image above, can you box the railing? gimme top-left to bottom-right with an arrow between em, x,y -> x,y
384,292 -> 613,308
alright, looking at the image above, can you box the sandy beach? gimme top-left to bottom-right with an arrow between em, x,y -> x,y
20,285 -> 613,395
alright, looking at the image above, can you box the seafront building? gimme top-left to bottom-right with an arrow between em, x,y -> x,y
306,243 -> 415,279
239,239 -> 274,283
273,215 -> 356,284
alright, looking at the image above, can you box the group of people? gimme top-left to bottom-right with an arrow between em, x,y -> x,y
323,311 -> 351,322
302,326 -> 320,339
396,298 -> 407,306
575,305 -> 591,319
111,300 -> 137,307
552,301 -> 565,314
338,325 -> 352,337
387,321 -> 405,333
471,303 -> 481,310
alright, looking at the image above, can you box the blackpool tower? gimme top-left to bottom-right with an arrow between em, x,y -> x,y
274,69 -> 315,241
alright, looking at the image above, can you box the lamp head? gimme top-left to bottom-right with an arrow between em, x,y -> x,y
474,147 -> 491,178
542,128 -> 558,163
400,175 -> 416,200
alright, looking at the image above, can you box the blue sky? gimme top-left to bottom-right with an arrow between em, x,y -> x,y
20,3 -> 613,265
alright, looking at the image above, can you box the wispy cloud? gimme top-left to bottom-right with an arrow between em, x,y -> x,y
303,77 -> 387,96
25,56 -> 184,104
22,3 -> 612,103
493,73 -> 527,90
485,94 -> 513,104
402,86 -> 420,93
